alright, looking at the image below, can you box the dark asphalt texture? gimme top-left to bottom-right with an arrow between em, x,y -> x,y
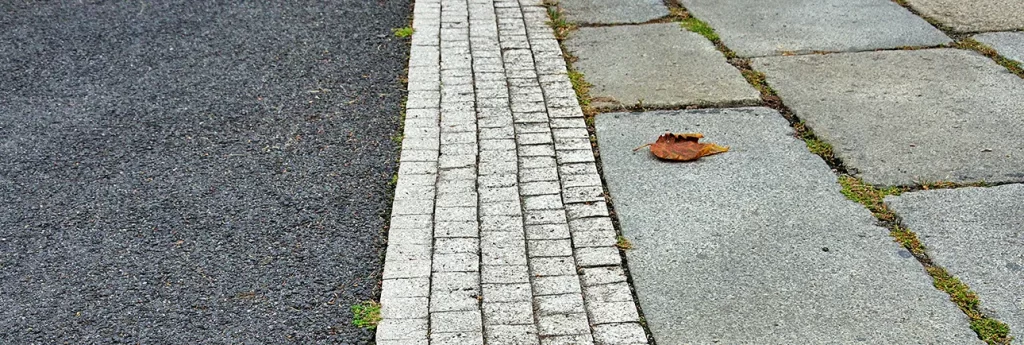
0,0 -> 408,343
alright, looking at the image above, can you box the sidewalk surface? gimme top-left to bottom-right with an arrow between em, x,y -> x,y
384,0 -> 1023,344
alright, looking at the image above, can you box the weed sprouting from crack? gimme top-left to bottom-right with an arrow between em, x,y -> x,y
350,300 -> 382,329
616,235 -> 633,250
956,38 -> 1024,79
838,176 -> 1013,344
392,26 -> 414,39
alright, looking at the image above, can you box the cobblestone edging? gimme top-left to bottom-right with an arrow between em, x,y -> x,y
376,0 -> 649,344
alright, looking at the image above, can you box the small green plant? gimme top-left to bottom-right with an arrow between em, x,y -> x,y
616,236 -> 633,250
351,301 -> 382,329
393,27 -> 414,38
680,18 -> 718,42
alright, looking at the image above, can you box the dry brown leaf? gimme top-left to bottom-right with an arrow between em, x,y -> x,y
634,133 -> 729,161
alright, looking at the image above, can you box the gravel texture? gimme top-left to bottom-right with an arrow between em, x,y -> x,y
595,108 -> 980,344
0,0 -> 408,343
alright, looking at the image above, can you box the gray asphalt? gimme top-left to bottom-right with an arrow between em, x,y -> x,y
0,1 -> 409,343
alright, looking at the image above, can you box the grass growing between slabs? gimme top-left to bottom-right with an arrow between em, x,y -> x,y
838,176 -> 1013,344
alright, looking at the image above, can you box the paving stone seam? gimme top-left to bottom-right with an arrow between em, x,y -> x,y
652,2 -> 1017,342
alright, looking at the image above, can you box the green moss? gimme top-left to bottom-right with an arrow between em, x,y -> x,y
680,18 -> 718,42
616,236 -> 633,250
392,27 -> 414,38
351,301 -> 382,329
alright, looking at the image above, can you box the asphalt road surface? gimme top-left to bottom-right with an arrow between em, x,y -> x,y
0,0 -> 409,343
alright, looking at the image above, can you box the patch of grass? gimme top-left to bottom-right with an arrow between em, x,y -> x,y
838,175 -> 1013,344
616,236 -> 633,250
351,301 -> 382,329
956,39 -> 1024,79
544,1 -> 575,40
680,17 -> 718,42
392,27 -> 414,38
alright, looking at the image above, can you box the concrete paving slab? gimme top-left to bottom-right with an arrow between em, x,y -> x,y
975,31 -> 1024,65
904,0 -> 1024,32
886,185 -> 1024,343
595,107 -> 980,344
680,0 -> 951,57
559,0 -> 668,25
564,23 -> 760,110
753,49 -> 1024,186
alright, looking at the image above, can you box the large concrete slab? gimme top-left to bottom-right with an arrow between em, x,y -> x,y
975,31 -> 1024,65
680,0 -> 951,57
595,107 -> 980,344
564,23 -> 760,110
904,0 -> 1024,32
559,0 -> 668,25
886,185 -> 1024,343
753,49 -> 1024,187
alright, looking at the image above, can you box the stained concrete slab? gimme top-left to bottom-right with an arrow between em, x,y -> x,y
595,107 -> 980,344
753,49 -> 1024,186
680,0 -> 951,57
975,32 -> 1024,65
564,23 -> 759,110
886,185 -> 1024,344
904,0 -> 1024,32
559,0 -> 668,25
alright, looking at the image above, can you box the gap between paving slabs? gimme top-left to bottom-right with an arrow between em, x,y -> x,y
546,0 -> 1017,343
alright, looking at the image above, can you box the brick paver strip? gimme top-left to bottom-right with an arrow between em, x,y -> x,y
378,0 -> 647,343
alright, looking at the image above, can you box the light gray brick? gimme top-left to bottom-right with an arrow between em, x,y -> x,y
549,118 -> 586,130
555,137 -> 592,151
481,200 -> 522,216
480,160 -> 519,175
381,296 -> 429,319
555,149 -> 595,164
431,310 -> 483,333
587,301 -> 640,325
540,334 -> 595,345
392,199 -> 435,215
513,111 -> 549,123
388,226 -> 433,245
523,194 -> 563,210
390,214 -> 432,230
436,221 -> 479,238
574,247 -> 622,267
435,238 -> 479,254
519,156 -> 556,169
376,318 -> 428,340
565,201 -> 610,219
547,106 -> 584,119
439,154 -> 477,169
481,265 -> 530,284
525,223 -> 571,240
430,288 -> 481,312
519,167 -> 558,183
436,192 -> 477,207
482,242 -> 528,265
537,313 -> 590,336
535,293 -> 586,316
483,301 -> 535,325
592,323 -> 648,345
530,256 -> 577,276
583,282 -> 635,303
400,149 -> 440,162
579,267 -> 628,287
518,144 -> 555,157
524,209 -> 568,225
568,217 -> 615,233
483,283 -> 533,302
478,173 -> 517,188
480,215 -> 523,232
432,332 -> 484,345
560,173 -> 602,188
398,161 -> 438,175
433,252 -> 480,272
532,275 -> 582,296
480,126 -> 515,140
381,277 -> 430,299
486,324 -> 541,345
528,239 -> 573,257
480,186 -> 519,202
435,206 -> 477,222
557,162 -> 599,176
437,179 -> 475,195
563,185 -> 604,203
480,139 -> 517,151
520,181 -> 561,196
572,230 -> 617,248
